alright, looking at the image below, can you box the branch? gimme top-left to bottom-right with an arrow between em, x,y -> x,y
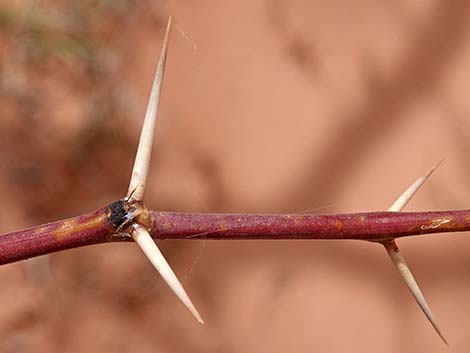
150,209 -> 470,240
2,207 -> 469,265
0,206 -> 113,265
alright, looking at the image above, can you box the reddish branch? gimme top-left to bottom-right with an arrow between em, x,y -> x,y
1,199 -> 469,265
150,209 -> 470,240
0,206 -> 113,265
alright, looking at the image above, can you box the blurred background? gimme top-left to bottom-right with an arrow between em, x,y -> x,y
0,1 -> 469,352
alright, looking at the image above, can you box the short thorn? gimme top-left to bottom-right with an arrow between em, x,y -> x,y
130,223 -> 204,324
388,159 -> 444,212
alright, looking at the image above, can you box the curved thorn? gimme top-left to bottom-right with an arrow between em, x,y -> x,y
383,161 -> 447,344
127,17 -> 172,202
383,240 -> 447,345
130,223 -> 204,324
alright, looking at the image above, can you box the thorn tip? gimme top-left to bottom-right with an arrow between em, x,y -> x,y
388,160 -> 444,212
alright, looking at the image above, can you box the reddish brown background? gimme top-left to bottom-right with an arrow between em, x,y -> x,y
0,1 -> 469,352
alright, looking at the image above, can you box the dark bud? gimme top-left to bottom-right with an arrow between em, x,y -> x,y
107,199 -> 129,229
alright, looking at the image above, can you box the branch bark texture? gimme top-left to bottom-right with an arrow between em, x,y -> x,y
150,210 -> 470,240
1,201 -> 469,265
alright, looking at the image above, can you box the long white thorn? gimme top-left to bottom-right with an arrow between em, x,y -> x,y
383,240 -> 447,344
131,224 -> 204,324
127,17 -> 172,202
384,161 -> 447,344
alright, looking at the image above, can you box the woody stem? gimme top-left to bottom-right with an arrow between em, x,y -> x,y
1,204 -> 469,265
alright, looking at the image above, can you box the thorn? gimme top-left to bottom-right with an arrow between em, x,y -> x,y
383,240 -> 447,345
130,223 -> 204,324
382,161 -> 447,344
388,159 -> 444,212
127,17 -> 172,202
123,18 -> 203,325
